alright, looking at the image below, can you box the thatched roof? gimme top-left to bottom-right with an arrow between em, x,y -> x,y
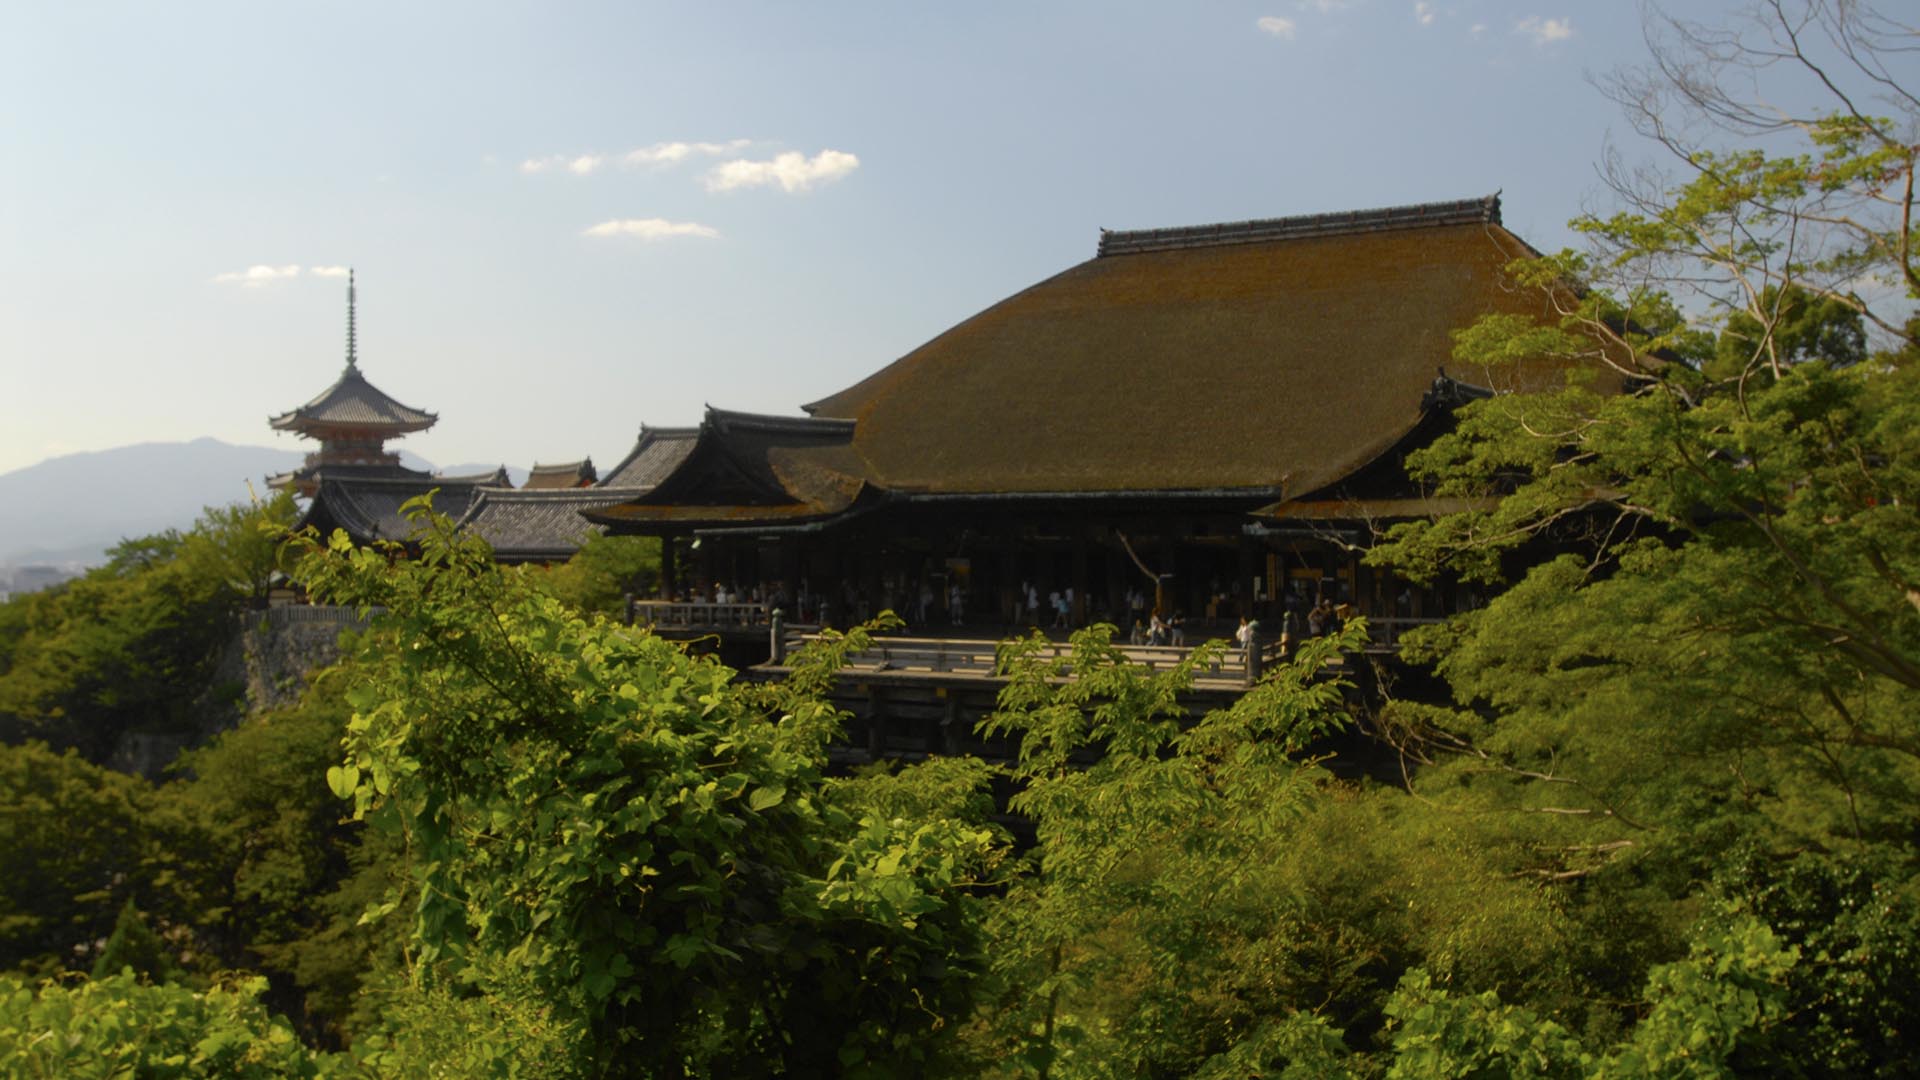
803,193 -> 1566,500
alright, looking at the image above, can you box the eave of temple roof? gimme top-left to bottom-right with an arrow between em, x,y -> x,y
297,473 -> 503,545
585,408 -> 867,529
641,408 -> 862,507
800,193 -> 1586,500
599,426 -> 700,489
454,487 -> 641,561
435,465 -> 513,486
270,365 -> 437,434
523,458 -> 597,489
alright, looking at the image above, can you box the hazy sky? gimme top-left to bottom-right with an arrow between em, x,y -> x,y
0,1 -> 1791,476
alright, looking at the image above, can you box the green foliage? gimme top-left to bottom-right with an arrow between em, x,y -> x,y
0,971 -> 346,1078
1384,918 -> 1797,1080
0,493 -> 299,761
968,624 -> 1376,1075
528,533 -> 659,618
1713,848 -> 1920,1078
292,502 -> 1000,1075
156,672 -> 409,1042
0,742 -> 154,976
90,899 -> 180,984
349,958 -> 587,1080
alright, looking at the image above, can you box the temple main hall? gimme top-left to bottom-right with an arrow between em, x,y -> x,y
280,194 -> 1593,643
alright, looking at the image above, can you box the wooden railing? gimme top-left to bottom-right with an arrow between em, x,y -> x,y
772,632 -> 1283,689
627,599 -> 773,628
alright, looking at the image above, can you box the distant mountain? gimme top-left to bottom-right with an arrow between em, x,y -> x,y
0,440 -> 544,569
0,439 -> 293,567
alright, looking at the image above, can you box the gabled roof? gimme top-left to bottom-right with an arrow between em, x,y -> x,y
298,473 -> 501,546
585,409 -> 868,530
270,364 -> 437,434
801,193 -> 1572,500
599,426 -> 700,488
523,458 -> 597,489
454,487 -> 640,562
435,465 -> 514,486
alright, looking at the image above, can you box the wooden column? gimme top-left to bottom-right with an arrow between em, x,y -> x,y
1236,531 -> 1256,620
658,536 -> 677,599
1071,526 -> 1090,625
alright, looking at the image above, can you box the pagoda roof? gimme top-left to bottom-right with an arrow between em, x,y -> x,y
270,364 -> 437,434
799,193 -> 1573,501
454,487 -> 640,562
523,458 -> 598,489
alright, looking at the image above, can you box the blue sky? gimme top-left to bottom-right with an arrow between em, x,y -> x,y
0,2 -> 1769,477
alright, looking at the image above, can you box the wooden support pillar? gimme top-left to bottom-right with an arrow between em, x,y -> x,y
941,690 -> 961,756
1071,526 -> 1090,625
866,684 -> 887,759
658,536 -> 677,600
1237,531 -> 1259,621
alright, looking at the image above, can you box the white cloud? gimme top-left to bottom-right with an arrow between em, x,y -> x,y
1470,21 -> 1486,36
310,266 -> 351,278
704,149 -> 860,194
1256,15 -> 1297,39
581,218 -> 720,241
520,153 -> 606,175
1414,2 -> 1435,26
521,140 -> 752,176
1515,15 -> 1572,45
625,139 -> 752,167
212,264 -> 301,287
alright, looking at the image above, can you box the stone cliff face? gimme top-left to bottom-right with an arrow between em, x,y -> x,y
232,606 -> 375,713
111,606 -> 373,778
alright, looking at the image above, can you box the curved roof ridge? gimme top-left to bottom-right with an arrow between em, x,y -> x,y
1096,192 -> 1502,257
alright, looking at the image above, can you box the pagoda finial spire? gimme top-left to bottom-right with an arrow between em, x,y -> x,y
345,269 -> 358,370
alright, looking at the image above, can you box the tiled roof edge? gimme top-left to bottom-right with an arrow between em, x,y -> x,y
1096,193 -> 1502,257
704,407 -> 856,436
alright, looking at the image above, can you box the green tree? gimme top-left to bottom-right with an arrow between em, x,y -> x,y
154,670 -> 409,1044
292,503 -> 1000,1075
967,624 -> 1371,1075
0,493 -> 299,762
0,742 -> 154,976
1369,0 -> 1920,877
0,971 -> 346,1078
90,898 -> 181,984
529,533 -> 660,618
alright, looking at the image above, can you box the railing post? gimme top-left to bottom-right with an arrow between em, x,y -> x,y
770,608 -> 786,665
1244,620 -> 1263,689
624,592 -> 635,626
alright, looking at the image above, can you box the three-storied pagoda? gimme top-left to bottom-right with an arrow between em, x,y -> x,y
268,272 -> 439,497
